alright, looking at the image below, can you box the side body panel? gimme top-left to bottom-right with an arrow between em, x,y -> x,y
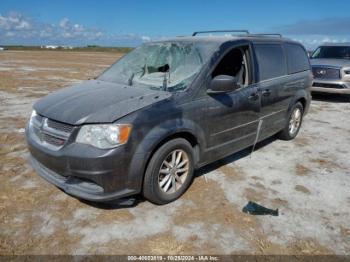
251,41 -> 312,141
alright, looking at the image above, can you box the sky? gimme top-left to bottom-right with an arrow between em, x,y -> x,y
1,0 -> 350,49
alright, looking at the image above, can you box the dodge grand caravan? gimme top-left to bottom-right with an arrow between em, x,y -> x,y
26,31 -> 312,204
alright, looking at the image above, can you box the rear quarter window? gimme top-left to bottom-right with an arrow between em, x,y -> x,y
284,43 -> 310,74
254,44 -> 287,81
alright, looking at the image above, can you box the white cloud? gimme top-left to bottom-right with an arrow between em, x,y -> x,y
0,11 -> 154,46
141,35 -> 151,42
59,17 -> 70,29
5,31 -> 15,37
16,20 -> 31,30
0,12 -> 32,31
291,35 -> 350,50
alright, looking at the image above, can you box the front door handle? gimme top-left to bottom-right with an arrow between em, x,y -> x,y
248,92 -> 259,101
262,89 -> 271,96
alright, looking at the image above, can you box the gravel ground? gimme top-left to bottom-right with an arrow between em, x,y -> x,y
0,51 -> 349,255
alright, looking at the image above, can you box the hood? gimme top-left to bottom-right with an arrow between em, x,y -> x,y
34,80 -> 171,125
310,58 -> 350,68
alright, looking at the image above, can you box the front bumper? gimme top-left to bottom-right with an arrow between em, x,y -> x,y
311,79 -> 350,94
26,124 -> 144,202
30,156 -> 135,201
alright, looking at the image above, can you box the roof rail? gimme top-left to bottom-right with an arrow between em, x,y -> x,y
245,33 -> 282,38
192,30 -> 250,36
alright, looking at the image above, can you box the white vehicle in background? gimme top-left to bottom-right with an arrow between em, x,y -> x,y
0,47 -> 5,51
310,43 -> 350,95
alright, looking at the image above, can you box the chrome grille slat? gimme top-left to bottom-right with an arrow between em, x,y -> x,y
47,119 -> 74,134
31,116 -> 74,149
42,133 -> 66,146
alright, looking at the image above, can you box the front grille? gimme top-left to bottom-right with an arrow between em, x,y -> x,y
42,133 -> 66,146
313,82 -> 346,89
312,66 -> 340,80
47,119 -> 74,134
32,116 -> 74,149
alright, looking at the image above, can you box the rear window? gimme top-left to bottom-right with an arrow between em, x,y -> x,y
254,44 -> 287,81
285,43 -> 310,74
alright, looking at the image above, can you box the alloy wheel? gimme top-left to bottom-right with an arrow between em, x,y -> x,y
289,107 -> 302,135
158,149 -> 189,194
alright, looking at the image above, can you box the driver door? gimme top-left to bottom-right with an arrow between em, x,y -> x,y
205,44 -> 261,160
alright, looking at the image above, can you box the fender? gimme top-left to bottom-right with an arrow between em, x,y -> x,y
126,117 -> 206,192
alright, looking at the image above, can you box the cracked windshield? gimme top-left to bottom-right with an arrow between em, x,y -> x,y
99,42 -> 214,91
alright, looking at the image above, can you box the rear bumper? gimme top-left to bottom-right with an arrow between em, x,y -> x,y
311,79 -> 350,94
305,89 -> 312,115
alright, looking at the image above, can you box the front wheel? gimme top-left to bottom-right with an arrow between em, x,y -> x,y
143,138 -> 195,205
277,102 -> 304,140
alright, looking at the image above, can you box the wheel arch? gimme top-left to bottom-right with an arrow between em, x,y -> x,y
147,131 -> 201,165
296,97 -> 306,110
127,118 -> 205,192
288,89 -> 311,115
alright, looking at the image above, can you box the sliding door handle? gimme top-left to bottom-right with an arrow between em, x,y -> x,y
248,92 -> 259,101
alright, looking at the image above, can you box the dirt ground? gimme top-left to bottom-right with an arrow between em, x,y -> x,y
0,51 -> 349,255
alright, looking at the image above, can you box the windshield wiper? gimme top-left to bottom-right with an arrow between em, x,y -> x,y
128,73 -> 135,86
128,68 -> 146,86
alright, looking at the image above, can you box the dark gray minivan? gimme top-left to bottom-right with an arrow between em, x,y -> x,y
26,31 -> 312,204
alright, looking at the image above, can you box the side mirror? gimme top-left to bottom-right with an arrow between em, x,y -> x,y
207,75 -> 240,94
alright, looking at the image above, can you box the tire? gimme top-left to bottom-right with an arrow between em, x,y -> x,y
143,138 -> 195,205
277,102 -> 304,141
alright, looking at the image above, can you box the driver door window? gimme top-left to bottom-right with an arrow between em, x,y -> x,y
212,45 -> 251,87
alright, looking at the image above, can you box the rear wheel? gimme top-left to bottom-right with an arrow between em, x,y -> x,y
277,102 -> 304,140
143,138 -> 195,205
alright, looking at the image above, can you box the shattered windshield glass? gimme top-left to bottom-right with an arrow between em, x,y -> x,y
98,41 -> 217,91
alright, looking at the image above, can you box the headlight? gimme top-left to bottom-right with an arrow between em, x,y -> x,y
344,70 -> 350,75
76,124 -> 132,149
